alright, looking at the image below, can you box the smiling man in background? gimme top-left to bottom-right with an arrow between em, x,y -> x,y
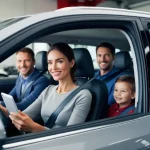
0,47 -> 50,111
95,42 -> 128,105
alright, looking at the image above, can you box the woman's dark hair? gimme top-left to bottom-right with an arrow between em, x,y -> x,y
115,75 -> 135,93
47,42 -> 76,82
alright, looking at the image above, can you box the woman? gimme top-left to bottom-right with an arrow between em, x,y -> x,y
7,42 -> 92,132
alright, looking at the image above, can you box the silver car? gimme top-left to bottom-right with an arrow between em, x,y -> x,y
0,7 -> 150,150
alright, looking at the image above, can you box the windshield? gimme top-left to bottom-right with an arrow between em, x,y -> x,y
0,17 -> 29,30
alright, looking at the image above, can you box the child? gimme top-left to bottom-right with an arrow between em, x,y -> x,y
108,75 -> 135,117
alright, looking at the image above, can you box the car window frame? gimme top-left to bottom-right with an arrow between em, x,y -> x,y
139,17 -> 150,112
0,14 -> 147,110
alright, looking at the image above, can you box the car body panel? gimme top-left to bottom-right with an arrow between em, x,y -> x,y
3,115 -> 150,150
1,7 -> 150,42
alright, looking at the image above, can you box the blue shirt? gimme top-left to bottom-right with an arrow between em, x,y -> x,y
1,68 -> 50,110
95,67 -> 128,105
19,69 -> 35,100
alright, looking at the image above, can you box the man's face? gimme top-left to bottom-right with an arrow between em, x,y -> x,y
96,47 -> 114,73
16,52 -> 35,78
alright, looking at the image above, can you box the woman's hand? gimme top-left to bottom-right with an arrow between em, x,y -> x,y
0,105 -> 9,117
9,111 -> 45,133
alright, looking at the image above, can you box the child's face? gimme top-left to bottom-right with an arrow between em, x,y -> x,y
114,82 -> 135,107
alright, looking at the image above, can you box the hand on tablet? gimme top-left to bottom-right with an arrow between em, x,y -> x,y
9,111 -> 45,132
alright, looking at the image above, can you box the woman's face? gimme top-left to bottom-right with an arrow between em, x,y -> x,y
47,49 -> 75,81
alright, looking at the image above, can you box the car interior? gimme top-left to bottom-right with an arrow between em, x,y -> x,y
0,27 -> 136,138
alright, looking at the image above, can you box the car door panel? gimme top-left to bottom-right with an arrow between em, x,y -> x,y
2,115 -> 150,150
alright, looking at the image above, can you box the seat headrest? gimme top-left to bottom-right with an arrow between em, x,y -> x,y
35,51 -> 48,72
114,51 -> 132,69
73,48 -> 94,78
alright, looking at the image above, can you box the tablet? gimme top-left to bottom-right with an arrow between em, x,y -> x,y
1,93 -> 18,113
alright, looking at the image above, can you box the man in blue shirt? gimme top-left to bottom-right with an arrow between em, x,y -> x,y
0,47 -> 50,111
95,42 -> 128,105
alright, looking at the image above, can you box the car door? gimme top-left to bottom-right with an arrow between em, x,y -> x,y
0,8 -> 149,150
140,17 -> 150,86
0,57 -> 17,94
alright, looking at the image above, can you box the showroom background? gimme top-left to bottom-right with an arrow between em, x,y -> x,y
0,0 -> 150,75
1,0 -> 150,20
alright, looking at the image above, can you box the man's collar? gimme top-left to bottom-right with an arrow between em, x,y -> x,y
98,66 -> 119,77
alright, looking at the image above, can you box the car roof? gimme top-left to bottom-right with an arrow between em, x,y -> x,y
1,6 -> 150,24
55,6 -> 150,17
1,7 -> 150,42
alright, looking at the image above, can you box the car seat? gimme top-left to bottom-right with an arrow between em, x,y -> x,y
35,51 -> 56,84
35,51 -> 48,73
73,48 -> 108,121
114,51 -> 133,74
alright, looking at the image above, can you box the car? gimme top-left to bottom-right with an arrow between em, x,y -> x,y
0,6 -> 150,150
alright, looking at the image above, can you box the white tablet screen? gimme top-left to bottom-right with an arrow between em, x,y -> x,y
1,93 -> 18,113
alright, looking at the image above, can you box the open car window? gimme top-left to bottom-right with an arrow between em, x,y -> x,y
0,9 -> 148,150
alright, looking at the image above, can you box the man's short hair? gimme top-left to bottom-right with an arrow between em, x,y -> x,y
16,47 -> 35,60
96,42 -> 115,56
116,75 -> 135,93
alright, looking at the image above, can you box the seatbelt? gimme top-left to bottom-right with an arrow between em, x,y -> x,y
45,74 -> 99,128
102,64 -> 133,83
119,105 -> 134,116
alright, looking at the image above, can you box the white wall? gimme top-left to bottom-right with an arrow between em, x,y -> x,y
24,0 -> 57,15
0,0 -> 24,20
0,0 -> 57,20
96,0 -> 150,13
130,1 -> 150,12
97,1 -> 120,8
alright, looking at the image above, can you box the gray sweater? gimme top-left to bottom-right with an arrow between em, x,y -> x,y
24,85 -> 92,129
